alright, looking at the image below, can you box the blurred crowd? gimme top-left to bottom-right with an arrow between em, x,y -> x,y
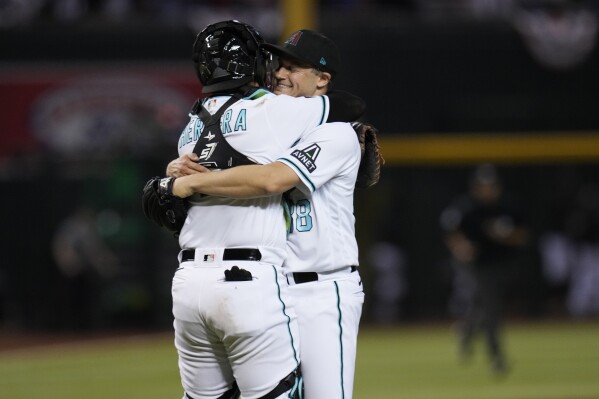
3,0 -> 599,28
3,0 -> 599,71
0,0 -> 282,38
539,183 -> 599,318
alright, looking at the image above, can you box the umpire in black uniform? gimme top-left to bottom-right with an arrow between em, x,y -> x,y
440,164 -> 530,374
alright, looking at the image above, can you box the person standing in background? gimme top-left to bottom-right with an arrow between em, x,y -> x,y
440,164 -> 530,374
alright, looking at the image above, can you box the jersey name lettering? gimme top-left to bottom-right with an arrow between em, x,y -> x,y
178,107 -> 249,150
221,109 -> 247,134
177,118 -> 204,149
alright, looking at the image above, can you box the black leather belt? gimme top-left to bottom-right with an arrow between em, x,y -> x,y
292,266 -> 357,284
181,248 -> 262,262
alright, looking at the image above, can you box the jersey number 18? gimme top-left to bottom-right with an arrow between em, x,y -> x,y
285,198 -> 313,233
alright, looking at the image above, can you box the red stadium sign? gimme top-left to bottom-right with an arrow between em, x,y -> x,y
0,63 -> 201,158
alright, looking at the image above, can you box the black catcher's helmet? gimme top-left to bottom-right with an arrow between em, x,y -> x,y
192,20 -> 268,94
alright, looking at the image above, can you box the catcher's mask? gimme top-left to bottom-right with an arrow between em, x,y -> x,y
192,20 -> 273,93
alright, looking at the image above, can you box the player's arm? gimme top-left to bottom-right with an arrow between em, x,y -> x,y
172,162 -> 300,199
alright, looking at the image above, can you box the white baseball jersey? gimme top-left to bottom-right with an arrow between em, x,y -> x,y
278,122 -> 361,273
177,90 -> 330,264
172,89 -> 331,398
278,122 -> 365,399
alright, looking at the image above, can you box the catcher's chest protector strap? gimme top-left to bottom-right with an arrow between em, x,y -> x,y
191,94 -> 257,169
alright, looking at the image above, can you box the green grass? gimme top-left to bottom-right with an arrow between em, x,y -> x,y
355,321 -> 599,399
1,321 -> 598,399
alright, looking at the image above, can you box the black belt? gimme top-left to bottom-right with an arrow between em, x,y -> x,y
292,266 -> 357,284
181,248 -> 262,262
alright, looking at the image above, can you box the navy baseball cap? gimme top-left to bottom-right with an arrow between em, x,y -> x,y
262,29 -> 341,76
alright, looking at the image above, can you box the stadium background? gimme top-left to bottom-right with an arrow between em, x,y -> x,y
0,0 -> 599,399
1,1 -> 599,397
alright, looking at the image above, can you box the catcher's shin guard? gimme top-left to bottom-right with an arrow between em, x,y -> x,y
185,382 -> 240,399
185,366 -> 301,399
259,365 -> 302,399
217,382 -> 240,399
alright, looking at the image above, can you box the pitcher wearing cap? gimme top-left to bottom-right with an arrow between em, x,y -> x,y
262,30 -> 364,399
168,28 -> 366,398
263,29 -> 341,97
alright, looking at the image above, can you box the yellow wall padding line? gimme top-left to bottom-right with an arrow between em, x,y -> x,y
379,132 -> 599,164
280,0 -> 317,41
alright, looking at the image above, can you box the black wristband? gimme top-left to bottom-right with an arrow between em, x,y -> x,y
158,177 -> 176,198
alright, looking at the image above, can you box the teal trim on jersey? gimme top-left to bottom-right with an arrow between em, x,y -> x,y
245,88 -> 270,100
296,376 -> 304,399
288,374 -> 302,399
319,96 -> 327,125
282,196 -> 293,234
273,265 -> 300,367
277,158 -> 316,192
335,281 -> 346,399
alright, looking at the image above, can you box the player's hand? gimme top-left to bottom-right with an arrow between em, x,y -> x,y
166,154 -> 211,177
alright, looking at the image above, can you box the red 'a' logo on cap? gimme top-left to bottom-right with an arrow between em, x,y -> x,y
285,31 -> 303,46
